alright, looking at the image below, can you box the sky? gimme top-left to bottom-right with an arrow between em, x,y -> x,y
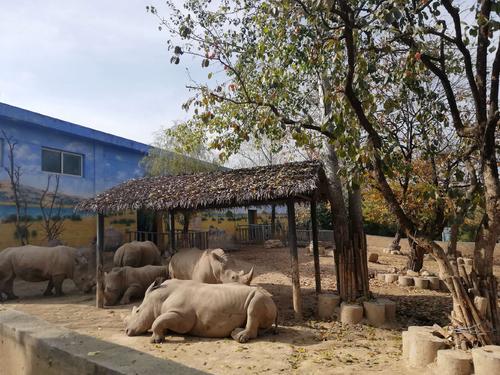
0,0 -> 201,145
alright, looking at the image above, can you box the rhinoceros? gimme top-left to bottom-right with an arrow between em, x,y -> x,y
104,265 -> 168,306
0,245 -> 95,299
113,241 -> 162,267
168,248 -> 253,284
125,279 -> 277,343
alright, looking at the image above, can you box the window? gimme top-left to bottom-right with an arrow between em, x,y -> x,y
41,148 -> 83,176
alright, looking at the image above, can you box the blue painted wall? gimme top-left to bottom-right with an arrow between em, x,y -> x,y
0,103 -> 148,219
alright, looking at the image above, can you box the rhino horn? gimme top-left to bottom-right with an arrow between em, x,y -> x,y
241,267 -> 254,285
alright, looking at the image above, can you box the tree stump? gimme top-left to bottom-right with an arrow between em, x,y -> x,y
471,346 -> 500,375
436,349 -> 472,375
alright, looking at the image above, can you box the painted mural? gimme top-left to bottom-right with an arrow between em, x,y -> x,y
0,104 -> 147,249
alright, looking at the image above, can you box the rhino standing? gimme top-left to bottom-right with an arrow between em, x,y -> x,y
168,248 -> 254,284
125,279 -> 277,343
104,265 -> 168,306
0,245 -> 95,299
113,241 -> 162,267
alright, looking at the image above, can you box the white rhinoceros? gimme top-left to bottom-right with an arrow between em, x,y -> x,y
0,245 -> 95,299
113,241 -> 162,267
125,279 -> 277,343
168,248 -> 253,284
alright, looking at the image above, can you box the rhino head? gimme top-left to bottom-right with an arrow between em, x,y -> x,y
125,281 -> 159,336
73,254 -> 95,293
103,268 -> 125,306
210,249 -> 254,285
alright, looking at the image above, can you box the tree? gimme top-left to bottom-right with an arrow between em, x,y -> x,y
39,174 -> 65,243
141,124 -> 220,246
1,130 -> 31,245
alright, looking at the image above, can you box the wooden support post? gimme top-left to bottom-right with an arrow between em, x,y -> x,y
96,213 -> 105,308
169,210 -> 176,253
311,200 -> 322,293
287,200 -> 302,319
155,211 -> 165,255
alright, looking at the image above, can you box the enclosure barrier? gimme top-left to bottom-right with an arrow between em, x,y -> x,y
0,309 -> 205,375
235,224 -> 334,247
127,230 -> 209,251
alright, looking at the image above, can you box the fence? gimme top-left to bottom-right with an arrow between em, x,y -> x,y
235,224 -> 286,244
126,230 -> 209,251
296,229 -> 335,246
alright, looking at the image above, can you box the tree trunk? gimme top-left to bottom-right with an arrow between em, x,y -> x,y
447,223 -> 459,258
407,237 -> 425,272
182,212 -> 190,248
390,227 -> 402,251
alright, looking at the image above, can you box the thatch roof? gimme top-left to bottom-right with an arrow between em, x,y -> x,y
76,160 -> 329,214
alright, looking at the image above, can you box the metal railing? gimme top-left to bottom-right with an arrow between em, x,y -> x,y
126,230 -> 209,251
235,224 -> 286,244
296,229 -> 335,245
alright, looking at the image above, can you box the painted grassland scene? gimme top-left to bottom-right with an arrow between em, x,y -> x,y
1,1 -> 500,374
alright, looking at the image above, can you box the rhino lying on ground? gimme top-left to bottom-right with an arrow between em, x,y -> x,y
113,241 -> 162,267
104,265 -> 168,306
168,248 -> 253,284
125,279 -> 277,343
0,245 -> 95,299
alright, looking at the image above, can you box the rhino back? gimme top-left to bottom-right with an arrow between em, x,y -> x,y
10,246 -> 75,282
126,265 -> 167,289
139,242 -> 161,266
169,249 -> 204,280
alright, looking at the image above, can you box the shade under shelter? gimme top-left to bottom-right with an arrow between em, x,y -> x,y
77,160 -> 331,318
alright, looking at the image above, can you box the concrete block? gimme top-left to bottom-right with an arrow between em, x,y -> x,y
427,276 -> 440,290
376,273 -> 386,282
408,331 -> 447,368
436,349 -> 472,375
363,300 -> 386,327
0,309 -> 203,375
385,273 -> 399,283
414,277 -> 430,289
471,345 -> 500,375
340,303 -> 363,324
379,298 -> 396,322
317,293 -> 340,320
398,275 -> 414,287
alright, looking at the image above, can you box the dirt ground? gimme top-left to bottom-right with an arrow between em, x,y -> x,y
2,235 -> 500,374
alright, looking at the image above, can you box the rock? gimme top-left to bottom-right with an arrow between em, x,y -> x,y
383,248 -> 392,254
368,253 -> 379,263
307,242 -> 329,256
264,239 -> 284,249
420,270 -> 433,277
406,270 -> 419,277
436,349 -> 472,375
471,345 -> 500,375
340,303 -> 364,324
387,267 -> 398,274
317,293 -> 340,320
398,275 -> 414,287
414,277 -> 430,289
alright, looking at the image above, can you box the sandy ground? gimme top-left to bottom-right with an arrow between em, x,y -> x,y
2,235 -> 500,374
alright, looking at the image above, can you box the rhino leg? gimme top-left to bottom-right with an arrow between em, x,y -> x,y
52,274 -> 66,296
119,285 -> 142,305
2,276 -> 17,300
231,294 -> 271,343
43,279 -> 54,296
150,311 -> 195,343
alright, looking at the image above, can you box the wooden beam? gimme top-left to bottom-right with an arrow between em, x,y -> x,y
287,200 -> 302,319
310,200 -> 322,293
169,210 -> 176,253
96,213 -> 105,309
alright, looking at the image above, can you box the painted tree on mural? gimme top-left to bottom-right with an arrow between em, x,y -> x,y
150,0 -> 499,345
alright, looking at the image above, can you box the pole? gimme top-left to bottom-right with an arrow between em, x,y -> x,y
169,210 -> 176,253
96,213 -> 104,308
287,200 -> 302,319
311,200 -> 322,293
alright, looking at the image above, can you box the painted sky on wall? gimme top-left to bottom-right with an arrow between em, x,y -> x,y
0,0 -> 203,145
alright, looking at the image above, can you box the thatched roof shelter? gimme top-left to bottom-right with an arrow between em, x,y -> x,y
77,160 -> 329,214
83,160 -> 330,318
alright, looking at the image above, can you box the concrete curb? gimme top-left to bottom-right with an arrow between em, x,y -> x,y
0,308 -> 207,375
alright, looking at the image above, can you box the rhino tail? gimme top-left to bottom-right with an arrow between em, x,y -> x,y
273,310 -> 278,335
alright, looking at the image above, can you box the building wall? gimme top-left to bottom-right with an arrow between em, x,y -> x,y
0,116 -> 146,248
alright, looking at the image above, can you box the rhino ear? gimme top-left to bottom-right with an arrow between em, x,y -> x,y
210,248 -> 228,264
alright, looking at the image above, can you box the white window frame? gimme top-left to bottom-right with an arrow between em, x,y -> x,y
41,147 -> 83,177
